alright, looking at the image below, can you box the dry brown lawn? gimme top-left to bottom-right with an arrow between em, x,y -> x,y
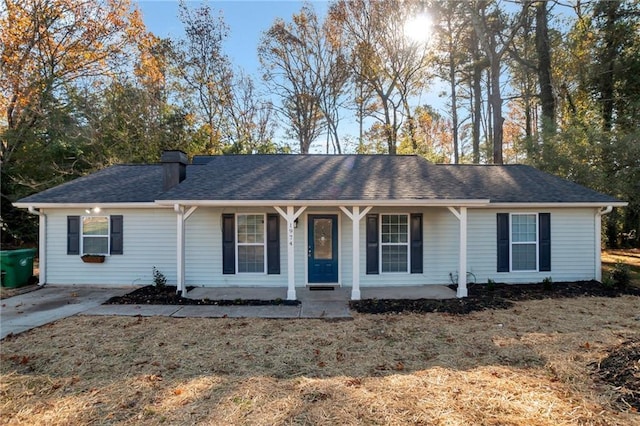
1,294 -> 639,425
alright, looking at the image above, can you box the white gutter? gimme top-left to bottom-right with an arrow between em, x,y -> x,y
485,202 -> 627,208
155,199 -> 492,207
13,202 -> 166,209
595,206 -> 614,281
27,207 -> 46,286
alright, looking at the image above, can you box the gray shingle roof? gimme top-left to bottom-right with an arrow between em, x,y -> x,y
16,154 -> 621,205
16,165 -> 167,204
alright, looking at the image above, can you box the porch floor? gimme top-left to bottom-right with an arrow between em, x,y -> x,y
185,285 -> 456,301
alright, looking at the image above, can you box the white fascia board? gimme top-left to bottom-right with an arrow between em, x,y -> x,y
13,202 -> 167,209
155,199 -> 491,207
484,202 -> 628,208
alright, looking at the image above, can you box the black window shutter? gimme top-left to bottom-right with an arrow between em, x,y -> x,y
366,214 -> 379,274
410,213 -> 423,273
222,214 -> 235,274
67,216 -> 80,255
110,215 -> 123,255
497,213 -> 510,272
539,213 -> 551,271
266,214 -> 280,274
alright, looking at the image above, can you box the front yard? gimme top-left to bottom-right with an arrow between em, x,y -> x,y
1,295 -> 638,425
0,249 -> 638,425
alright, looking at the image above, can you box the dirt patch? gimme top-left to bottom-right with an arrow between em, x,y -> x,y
104,285 -> 300,306
593,338 -> 640,411
351,280 -> 640,314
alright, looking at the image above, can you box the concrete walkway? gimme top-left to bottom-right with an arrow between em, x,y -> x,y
1,285 -> 132,339
1,284 -> 455,339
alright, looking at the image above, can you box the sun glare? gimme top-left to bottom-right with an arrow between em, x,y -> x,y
404,13 -> 433,43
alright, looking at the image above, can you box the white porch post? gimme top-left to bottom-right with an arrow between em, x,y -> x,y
448,206 -> 468,298
175,205 -> 197,296
339,206 -> 372,300
175,204 -> 185,295
274,205 -> 307,300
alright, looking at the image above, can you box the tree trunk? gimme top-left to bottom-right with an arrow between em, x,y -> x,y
472,35 -> 482,164
536,1 -> 555,136
449,44 -> 459,164
599,0 -> 618,132
490,59 -> 503,164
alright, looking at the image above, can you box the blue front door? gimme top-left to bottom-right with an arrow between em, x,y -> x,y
308,215 -> 339,283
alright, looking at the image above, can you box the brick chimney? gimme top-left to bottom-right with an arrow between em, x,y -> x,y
161,150 -> 188,191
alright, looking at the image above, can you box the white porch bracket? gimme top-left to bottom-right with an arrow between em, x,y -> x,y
447,206 -> 468,298
175,204 -> 198,296
339,206 -> 372,300
274,205 -> 307,300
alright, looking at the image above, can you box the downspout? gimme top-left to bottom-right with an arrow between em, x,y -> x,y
27,206 -> 46,286
595,206 -> 613,281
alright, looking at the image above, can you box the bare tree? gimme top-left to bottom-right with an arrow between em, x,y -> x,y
175,0 -> 233,154
329,0 -> 431,155
259,5 -> 348,153
223,72 -> 278,154
468,0 -> 532,164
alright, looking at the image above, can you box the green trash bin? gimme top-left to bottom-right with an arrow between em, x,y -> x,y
0,248 -> 37,288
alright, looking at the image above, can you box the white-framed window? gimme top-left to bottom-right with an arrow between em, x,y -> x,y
511,213 -> 537,271
82,216 -> 110,255
380,214 -> 409,273
236,213 -> 266,273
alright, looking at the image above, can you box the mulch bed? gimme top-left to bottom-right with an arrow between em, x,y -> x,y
592,338 -> 640,411
104,285 -> 300,306
107,281 -> 639,314
350,281 -> 640,315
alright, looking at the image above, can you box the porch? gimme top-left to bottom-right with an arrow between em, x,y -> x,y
184,285 -> 456,319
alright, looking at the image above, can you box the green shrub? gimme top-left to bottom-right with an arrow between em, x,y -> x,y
152,266 -> 167,289
611,262 -> 631,289
542,276 -> 553,291
487,279 -> 496,292
601,275 -> 615,289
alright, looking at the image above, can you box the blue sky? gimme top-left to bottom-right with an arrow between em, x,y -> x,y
137,0 -> 329,77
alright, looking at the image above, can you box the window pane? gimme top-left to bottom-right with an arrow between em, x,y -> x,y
512,214 -> 536,242
83,217 -> 108,236
313,218 -> 333,260
238,246 -> 264,273
381,215 -> 408,243
83,237 -> 108,255
512,244 -> 536,270
382,245 -> 408,272
237,215 -> 264,244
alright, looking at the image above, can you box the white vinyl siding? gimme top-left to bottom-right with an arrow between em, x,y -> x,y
184,208 -> 287,286
42,206 -> 599,289
361,207 -> 458,286
467,208 -> 597,284
45,208 -> 176,286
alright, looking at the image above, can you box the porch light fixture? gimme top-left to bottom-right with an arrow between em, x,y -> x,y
294,218 -> 298,228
